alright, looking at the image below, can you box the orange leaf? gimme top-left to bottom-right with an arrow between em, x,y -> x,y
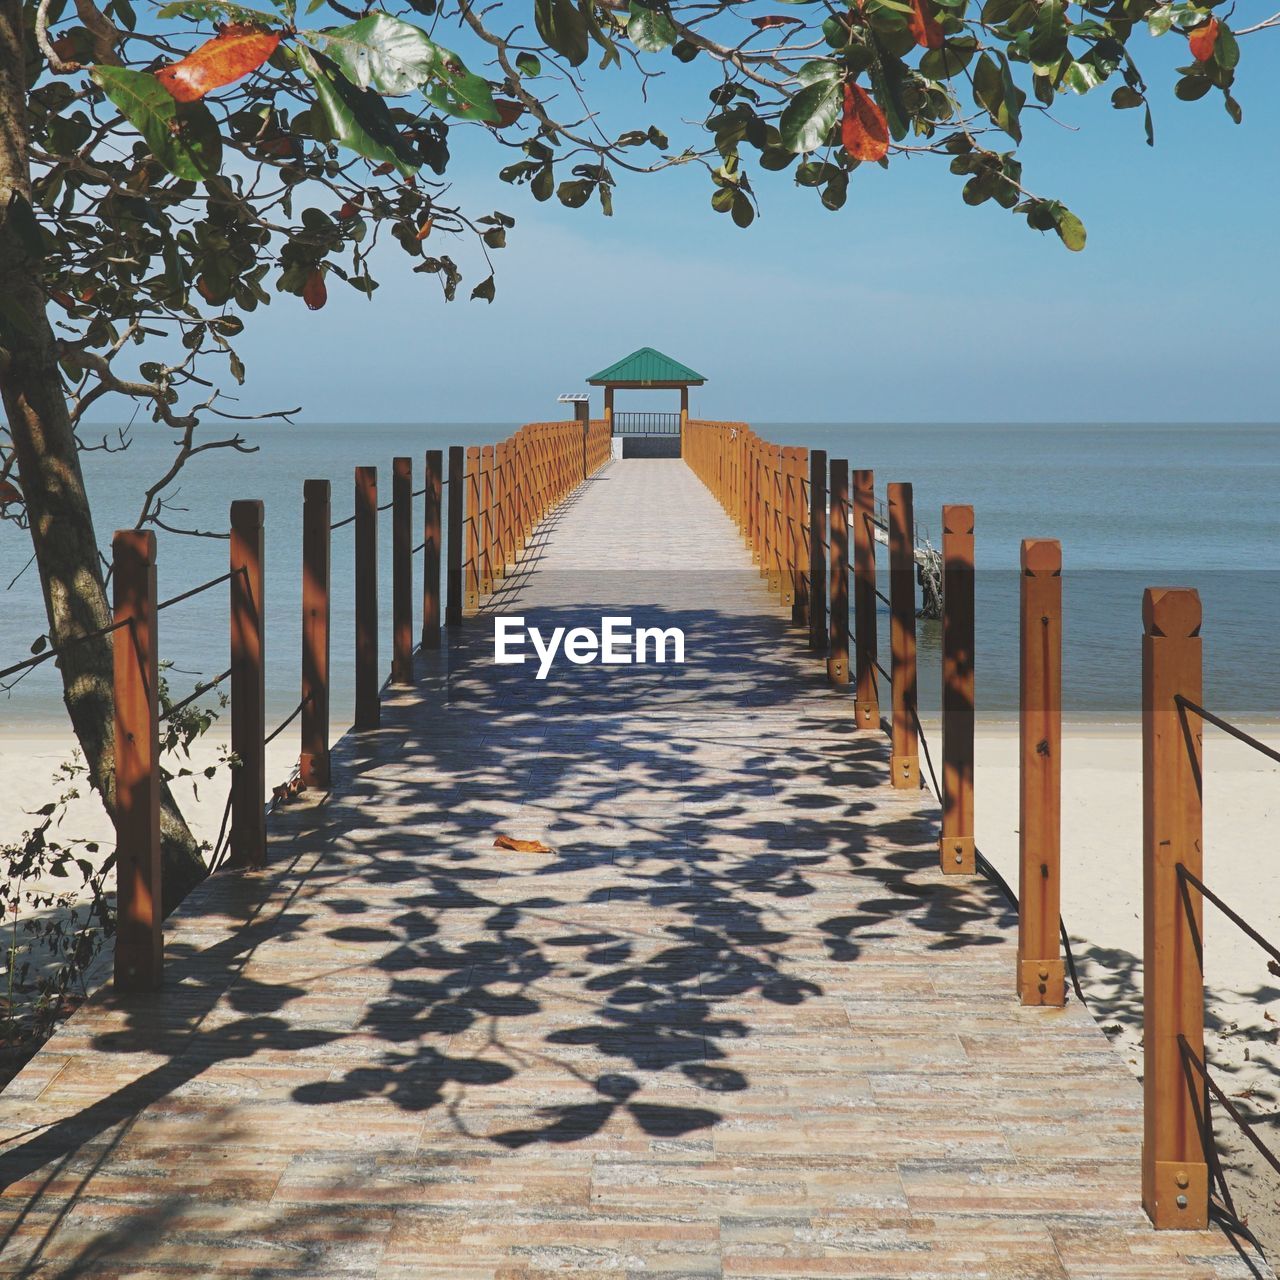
1188,15 -> 1219,61
302,269 -> 327,312
751,14 -> 803,28
415,217 -> 435,241
155,24 -> 281,103
841,83 -> 889,163
908,0 -> 945,49
493,834 -> 553,854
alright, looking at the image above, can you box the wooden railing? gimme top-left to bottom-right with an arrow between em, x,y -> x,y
1135,588 -> 1280,1233
685,418 -> 1280,1233
103,414 -> 608,993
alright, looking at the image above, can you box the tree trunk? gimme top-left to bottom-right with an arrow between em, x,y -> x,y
1,0 -> 205,915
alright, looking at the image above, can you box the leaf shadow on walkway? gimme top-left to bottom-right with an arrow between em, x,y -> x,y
0,480 -> 1007,1274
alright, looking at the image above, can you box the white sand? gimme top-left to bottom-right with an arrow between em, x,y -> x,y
0,729 -> 317,899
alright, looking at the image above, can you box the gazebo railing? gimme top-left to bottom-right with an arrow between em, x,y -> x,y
614,411 -> 681,435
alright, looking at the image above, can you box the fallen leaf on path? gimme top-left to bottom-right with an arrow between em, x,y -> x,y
494,834 -> 553,854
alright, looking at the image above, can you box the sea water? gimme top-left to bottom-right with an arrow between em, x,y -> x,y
1,421 -> 1276,729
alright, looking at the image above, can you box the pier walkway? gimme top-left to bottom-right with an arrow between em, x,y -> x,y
0,460 -> 1264,1277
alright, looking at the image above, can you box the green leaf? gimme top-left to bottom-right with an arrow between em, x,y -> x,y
866,44 -> 910,141
796,59 -> 842,86
470,274 -> 495,302
1215,23 -> 1239,70
557,178 -> 592,207
315,14 -> 436,93
4,192 -> 44,259
1146,3 -> 1173,34
530,165 -> 554,200
730,191 -> 754,227
820,168 -> 848,209
90,66 -> 222,181
1173,72 -> 1211,101
759,146 -> 796,171
628,3 -> 677,52
154,0 -> 277,23
1111,85 -> 1143,108
313,14 -> 499,123
972,51 -> 1022,141
1223,91 -> 1242,123
919,37 -> 976,79
296,47 -> 417,175
535,0 -> 589,67
1054,207 -> 1086,251
1028,0 -> 1067,66
515,52 -> 541,76
1062,60 -> 1105,94
778,77 -> 841,153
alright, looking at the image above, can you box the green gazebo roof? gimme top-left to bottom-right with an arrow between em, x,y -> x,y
586,347 -> 706,387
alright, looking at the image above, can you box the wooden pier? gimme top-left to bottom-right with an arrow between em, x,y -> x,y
0,444 -> 1269,1277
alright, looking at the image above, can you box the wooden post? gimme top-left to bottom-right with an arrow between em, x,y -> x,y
940,505 -> 976,876
779,447 -> 796,609
354,466 -> 379,730
480,443 -> 494,594
1142,586 -> 1208,1230
464,446 -> 480,614
445,446 -> 463,628
422,450 -> 442,648
888,482 -> 918,789
495,439 -> 509,578
513,431 -> 527,552
852,470 -> 880,732
827,459 -> 849,685
769,445 -> 784,596
1018,538 -> 1064,1001
392,456 -> 413,686
808,449 -> 827,654
112,529 -> 161,991
604,386 -> 614,435
300,480 -> 330,789
793,447 -> 810,628
229,499 -> 266,865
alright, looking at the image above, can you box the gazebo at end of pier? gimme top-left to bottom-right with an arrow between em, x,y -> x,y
586,346 -> 705,444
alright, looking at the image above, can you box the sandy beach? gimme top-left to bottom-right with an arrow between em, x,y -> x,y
4,717 -> 1279,1250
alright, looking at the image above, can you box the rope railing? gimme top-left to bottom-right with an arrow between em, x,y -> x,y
159,667 -> 231,722
1153,684 -> 1280,1238
0,616 -> 129,684
265,694 -> 308,746
1176,694 -> 1280,766
157,568 -> 236,613
2,418 -> 607,998
1178,864 -> 1280,969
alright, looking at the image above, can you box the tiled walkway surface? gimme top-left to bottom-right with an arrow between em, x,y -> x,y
0,460 -> 1269,1277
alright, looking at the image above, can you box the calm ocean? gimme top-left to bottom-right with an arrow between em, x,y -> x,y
2,421 -> 1277,729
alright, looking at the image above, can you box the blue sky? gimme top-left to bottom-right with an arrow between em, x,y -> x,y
212,30 -> 1280,424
